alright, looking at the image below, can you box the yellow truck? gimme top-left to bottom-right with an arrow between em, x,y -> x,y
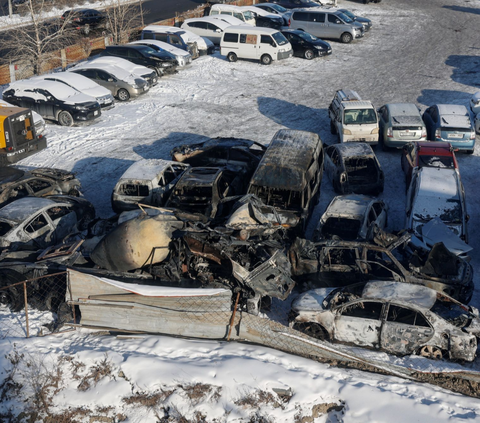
0,105 -> 47,165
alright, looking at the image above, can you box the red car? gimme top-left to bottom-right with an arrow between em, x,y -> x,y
401,141 -> 459,187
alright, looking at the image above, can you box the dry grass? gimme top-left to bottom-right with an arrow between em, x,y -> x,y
122,388 -> 175,407
77,353 -> 114,392
180,382 -> 222,404
235,388 -> 283,410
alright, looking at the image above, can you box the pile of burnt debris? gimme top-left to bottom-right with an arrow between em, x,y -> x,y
0,130 -> 478,362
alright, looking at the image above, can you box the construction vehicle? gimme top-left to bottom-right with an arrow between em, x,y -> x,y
0,105 -> 47,165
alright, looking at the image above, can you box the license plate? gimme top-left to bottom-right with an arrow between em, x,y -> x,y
400,131 -> 412,137
447,133 -> 462,139
7,148 -> 25,157
94,110 -> 99,116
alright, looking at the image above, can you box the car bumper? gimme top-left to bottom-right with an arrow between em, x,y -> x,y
130,85 -> 150,98
355,31 -> 364,39
342,135 -> 378,145
317,49 -> 332,57
73,108 -> 101,121
437,138 -> 475,151
384,136 -> 427,148
0,135 -> 47,165
278,49 -> 293,60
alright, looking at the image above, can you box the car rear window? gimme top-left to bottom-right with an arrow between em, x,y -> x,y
418,155 -> 454,168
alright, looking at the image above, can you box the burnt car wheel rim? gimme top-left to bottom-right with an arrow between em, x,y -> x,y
293,322 -> 327,340
419,345 -> 443,360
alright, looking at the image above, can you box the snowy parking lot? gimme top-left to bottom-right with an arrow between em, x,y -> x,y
2,0 -> 480,421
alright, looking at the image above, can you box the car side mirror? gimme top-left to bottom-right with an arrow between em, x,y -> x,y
108,78 -> 113,82
216,29 -> 221,33
336,20 -> 341,24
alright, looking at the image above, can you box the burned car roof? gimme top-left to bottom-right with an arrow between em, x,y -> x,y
322,194 -> 374,220
362,280 -> 437,309
249,129 -> 322,191
175,167 -> 223,188
119,159 -> 187,181
0,167 -> 25,185
0,197 -> 57,223
332,143 -> 375,158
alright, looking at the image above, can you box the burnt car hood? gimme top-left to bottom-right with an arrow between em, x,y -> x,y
292,288 -> 334,312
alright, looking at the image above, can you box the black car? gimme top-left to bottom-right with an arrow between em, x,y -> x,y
268,0 -> 320,9
281,30 -> 332,59
3,79 -> 101,127
99,45 -> 178,77
249,9 -> 284,29
337,9 -> 373,32
61,9 -> 108,35
256,3 -> 290,25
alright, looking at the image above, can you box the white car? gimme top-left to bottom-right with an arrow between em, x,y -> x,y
313,194 -> 388,241
470,91 -> 480,115
86,56 -> 158,87
209,14 -> 246,26
37,72 -> 114,109
0,99 -> 46,135
181,17 -> 233,45
239,5 -> 285,28
141,25 -> 215,56
129,39 -> 192,67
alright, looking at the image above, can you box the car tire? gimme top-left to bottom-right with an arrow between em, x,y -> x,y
304,49 -> 315,60
227,52 -> 237,62
58,110 -> 74,127
261,54 -> 272,65
418,345 -> 444,360
148,65 -> 161,76
83,24 -> 90,35
341,32 -> 353,44
293,322 -> 329,341
330,120 -> 337,134
117,88 -> 130,102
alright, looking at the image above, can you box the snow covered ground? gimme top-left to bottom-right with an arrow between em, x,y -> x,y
1,0 -> 480,421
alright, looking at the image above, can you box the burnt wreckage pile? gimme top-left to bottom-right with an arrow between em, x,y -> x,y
0,129 -> 478,362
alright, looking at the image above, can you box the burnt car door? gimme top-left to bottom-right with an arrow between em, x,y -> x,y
45,205 -> 77,242
151,164 -> 187,206
324,146 -> 340,184
380,303 -> 434,355
334,300 -> 384,348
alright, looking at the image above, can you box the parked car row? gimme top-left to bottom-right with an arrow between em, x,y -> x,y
328,89 -> 477,153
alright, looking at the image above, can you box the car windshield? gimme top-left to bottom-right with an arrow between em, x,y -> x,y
336,12 -> 353,24
431,298 -> 474,328
413,198 -> 463,223
298,32 -> 318,42
269,4 -> 287,13
272,32 -> 288,46
418,155 -> 454,168
243,11 -> 254,20
140,46 -> 158,55
344,109 -> 377,125
340,10 -> 355,20
322,217 -> 361,241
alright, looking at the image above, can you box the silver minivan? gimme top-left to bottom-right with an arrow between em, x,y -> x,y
288,8 -> 364,43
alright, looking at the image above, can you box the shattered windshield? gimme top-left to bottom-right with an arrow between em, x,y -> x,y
413,198 -> 462,223
344,109 -> 377,125
418,155 -> 454,168
431,298 -> 474,328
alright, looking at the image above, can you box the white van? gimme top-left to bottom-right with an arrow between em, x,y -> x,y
220,26 -> 293,65
210,4 -> 256,26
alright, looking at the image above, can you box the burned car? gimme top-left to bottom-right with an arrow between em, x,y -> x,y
324,143 -> 384,195
0,196 -> 94,251
111,159 -> 189,213
0,167 -> 82,209
290,280 -> 480,362
165,167 -> 246,219
247,129 -> 323,234
171,137 -> 266,177
289,234 -> 474,304
313,194 -> 388,242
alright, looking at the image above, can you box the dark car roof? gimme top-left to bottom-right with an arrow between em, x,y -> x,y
0,167 -> 25,185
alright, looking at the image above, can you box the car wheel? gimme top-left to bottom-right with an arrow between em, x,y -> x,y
418,345 -> 444,360
330,120 -> 337,134
261,54 -> 272,65
227,52 -> 237,62
83,24 -> 90,35
293,322 -> 329,341
58,110 -> 74,127
117,88 -> 130,102
304,49 -> 314,60
341,32 -> 353,44
381,137 -> 390,151
148,65 -> 161,76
